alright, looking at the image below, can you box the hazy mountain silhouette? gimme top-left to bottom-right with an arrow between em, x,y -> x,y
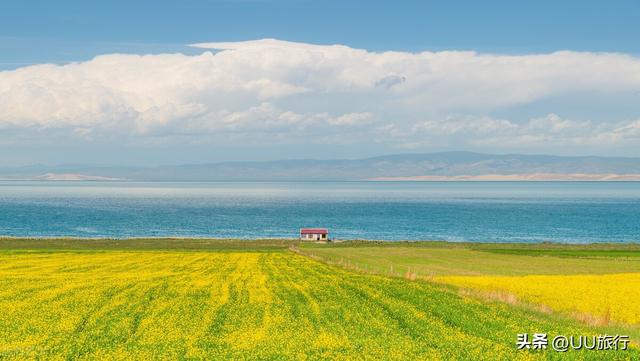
3,152 -> 640,181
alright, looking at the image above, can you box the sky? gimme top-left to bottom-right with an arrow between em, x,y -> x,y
1,0 -> 639,166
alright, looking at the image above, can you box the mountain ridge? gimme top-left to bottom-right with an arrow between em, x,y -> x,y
2,151 -> 640,181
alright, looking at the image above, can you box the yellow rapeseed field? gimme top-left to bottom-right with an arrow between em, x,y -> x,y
0,250 -> 635,360
437,273 -> 640,325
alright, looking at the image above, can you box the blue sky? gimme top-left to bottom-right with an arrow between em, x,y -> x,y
2,0 -> 639,69
1,0 -> 639,166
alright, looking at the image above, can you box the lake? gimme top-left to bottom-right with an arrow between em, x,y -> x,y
1,181 -> 639,243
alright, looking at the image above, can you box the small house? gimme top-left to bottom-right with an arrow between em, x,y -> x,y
300,228 -> 329,241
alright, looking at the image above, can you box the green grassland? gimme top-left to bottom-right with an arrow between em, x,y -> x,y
0,237 -> 294,251
0,239 -> 638,360
298,241 -> 640,276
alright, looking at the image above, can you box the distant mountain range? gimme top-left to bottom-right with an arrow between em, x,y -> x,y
2,152 -> 640,181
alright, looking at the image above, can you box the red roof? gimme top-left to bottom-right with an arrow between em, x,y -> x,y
300,228 -> 328,234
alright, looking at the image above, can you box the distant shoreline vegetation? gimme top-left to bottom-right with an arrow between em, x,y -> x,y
1,238 -> 640,250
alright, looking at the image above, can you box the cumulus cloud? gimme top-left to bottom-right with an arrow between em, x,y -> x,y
403,113 -> 640,149
1,38 -> 639,153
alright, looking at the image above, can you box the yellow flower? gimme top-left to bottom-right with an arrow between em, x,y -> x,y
437,273 -> 640,324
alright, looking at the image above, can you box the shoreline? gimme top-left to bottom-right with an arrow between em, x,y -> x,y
2,235 -> 640,243
2,237 -> 640,250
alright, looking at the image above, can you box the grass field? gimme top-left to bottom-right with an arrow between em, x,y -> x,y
299,242 -> 640,339
298,242 -> 640,276
0,239 -> 638,360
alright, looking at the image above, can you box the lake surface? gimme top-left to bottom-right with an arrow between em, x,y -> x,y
1,181 -> 639,243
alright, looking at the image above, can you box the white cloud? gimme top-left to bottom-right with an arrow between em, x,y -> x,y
402,113 -> 640,149
1,39 -> 639,154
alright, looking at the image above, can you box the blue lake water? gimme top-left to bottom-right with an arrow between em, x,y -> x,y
0,181 -> 639,243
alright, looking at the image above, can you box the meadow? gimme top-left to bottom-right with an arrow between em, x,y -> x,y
0,239 -> 638,360
299,242 -> 640,338
297,241 -> 640,276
